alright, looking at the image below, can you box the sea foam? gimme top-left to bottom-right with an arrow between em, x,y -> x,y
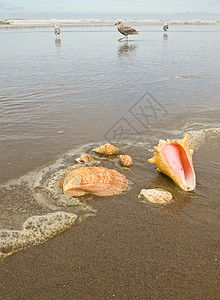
0,18 -> 219,29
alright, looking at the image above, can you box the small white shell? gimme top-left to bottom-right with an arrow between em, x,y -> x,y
138,188 -> 172,204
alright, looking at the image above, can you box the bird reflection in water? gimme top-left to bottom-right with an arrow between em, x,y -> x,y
55,38 -> 61,47
54,25 -> 61,47
118,42 -> 137,57
163,33 -> 168,40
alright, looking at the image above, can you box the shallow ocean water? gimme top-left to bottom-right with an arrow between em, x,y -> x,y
0,25 -> 220,258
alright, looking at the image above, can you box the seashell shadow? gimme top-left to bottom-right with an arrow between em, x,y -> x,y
147,171 -> 197,215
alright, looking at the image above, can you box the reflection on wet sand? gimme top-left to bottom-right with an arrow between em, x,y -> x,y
163,33 -> 168,40
149,172 -> 196,216
55,38 -> 61,47
118,42 -> 137,57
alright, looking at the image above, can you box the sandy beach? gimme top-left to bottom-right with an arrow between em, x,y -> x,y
0,23 -> 220,299
1,197 -> 219,299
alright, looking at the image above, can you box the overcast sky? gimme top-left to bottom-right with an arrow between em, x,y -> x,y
1,0 -> 220,18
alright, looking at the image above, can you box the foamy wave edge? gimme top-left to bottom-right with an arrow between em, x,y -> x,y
0,18 -> 220,29
0,211 -> 77,260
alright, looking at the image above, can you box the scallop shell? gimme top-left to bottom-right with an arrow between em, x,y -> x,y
92,143 -> 119,155
63,167 -> 128,197
75,154 -> 93,164
120,155 -> 133,166
138,188 -> 172,204
148,134 -> 196,191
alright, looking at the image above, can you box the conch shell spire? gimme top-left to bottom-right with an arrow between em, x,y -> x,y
148,134 -> 196,191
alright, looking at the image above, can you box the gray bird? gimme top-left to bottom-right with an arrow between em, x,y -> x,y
115,21 -> 139,41
54,25 -> 61,38
163,23 -> 169,32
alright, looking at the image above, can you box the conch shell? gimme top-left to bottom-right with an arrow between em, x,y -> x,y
120,155 -> 133,166
139,188 -> 172,204
92,143 -> 119,155
63,167 -> 128,197
148,134 -> 196,191
75,154 -> 93,164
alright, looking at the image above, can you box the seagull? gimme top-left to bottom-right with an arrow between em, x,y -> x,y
54,25 -> 61,38
163,22 -> 169,32
115,21 -> 139,42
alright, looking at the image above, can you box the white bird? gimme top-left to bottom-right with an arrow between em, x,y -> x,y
115,21 -> 139,42
54,25 -> 61,38
163,23 -> 169,32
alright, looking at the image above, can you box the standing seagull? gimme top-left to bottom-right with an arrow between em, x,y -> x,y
115,21 -> 139,42
163,22 -> 169,32
54,25 -> 61,38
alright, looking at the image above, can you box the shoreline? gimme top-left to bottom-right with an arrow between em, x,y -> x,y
0,18 -> 219,30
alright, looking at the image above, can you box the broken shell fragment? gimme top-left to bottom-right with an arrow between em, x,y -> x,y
138,188 -> 172,204
92,143 -> 119,155
120,155 -> 133,166
63,167 -> 128,197
75,154 -> 93,164
148,134 -> 196,191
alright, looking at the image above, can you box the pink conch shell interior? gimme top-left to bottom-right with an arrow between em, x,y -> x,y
162,143 -> 195,190
148,134 -> 196,191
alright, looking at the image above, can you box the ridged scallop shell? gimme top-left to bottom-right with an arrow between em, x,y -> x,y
75,154 -> 93,164
138,188 -> 172,204
120,155 -> 133,166
63,167 -> 128,197
92,143 -> 119,155
148,134 -> 196,191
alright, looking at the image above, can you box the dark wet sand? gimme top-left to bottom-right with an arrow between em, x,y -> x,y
1,193 -> 219,300
1,26 -> 220,299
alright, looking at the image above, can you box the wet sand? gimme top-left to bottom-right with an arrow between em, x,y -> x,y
0,25 -> 220,299
1,194 -> 219,299
1,136 -> 220,299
